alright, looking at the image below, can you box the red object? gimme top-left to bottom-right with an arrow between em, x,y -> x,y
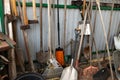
55,48 -> 64,66
83,66 -> 98,76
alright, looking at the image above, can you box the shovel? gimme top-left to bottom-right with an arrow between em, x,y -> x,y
17,0 -> 35,72
36,0 -> 49,63
60,32 -> 78,80
60,59 -> 78,80
42,0 -> 63,79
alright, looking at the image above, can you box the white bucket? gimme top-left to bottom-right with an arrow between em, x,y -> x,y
114,35 -> 120,50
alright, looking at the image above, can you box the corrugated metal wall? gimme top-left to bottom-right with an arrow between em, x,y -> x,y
17,0 -> 120,60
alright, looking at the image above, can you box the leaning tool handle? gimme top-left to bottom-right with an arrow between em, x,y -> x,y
40,0 -> 43,51
96,0 -> 114,80
75,3 -> 90,68
22,31 -> 35,72
18,0 -> 35,72
17,0 -> 24,24
74,29 -> 80,59
48,0 -> 61,67
32,0 -> 37,20
22,0 -> 28,25
10,0 -> 18,16
48,0 -> 52,58
107,0 -> 115,53
57,0 -> 60,48
82,0 -> 86,19
64,0 -> 67,49
87,2 -> 100,67
87,6 -> 101,68
107,1 -> 114,40
91,7 -> 97,48
104,0 -> 114,58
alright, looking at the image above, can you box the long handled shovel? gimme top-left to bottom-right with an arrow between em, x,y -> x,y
36,0 -> 49,63
23,0 -> 36,72
60,30 -> 78,80
60,59 -> 78,80
61,2 -> 90,80
42,0 -> 63,79
60,23 -> 79,80
22,0 -> 35,72
17,0 -> 35,72
96,0 -> 114,80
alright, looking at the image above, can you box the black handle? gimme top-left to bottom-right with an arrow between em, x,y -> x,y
57,0 -> 60,47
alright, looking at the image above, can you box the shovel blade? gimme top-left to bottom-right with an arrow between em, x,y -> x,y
60,66 -> 78,80
36,51 -> 50,63
114,36 -> 120,50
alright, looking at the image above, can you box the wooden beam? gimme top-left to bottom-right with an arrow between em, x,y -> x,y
71,1 -> 120,8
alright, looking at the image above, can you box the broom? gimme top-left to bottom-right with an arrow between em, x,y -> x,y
55,0 -> 65,67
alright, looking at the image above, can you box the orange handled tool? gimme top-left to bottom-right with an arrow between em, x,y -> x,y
32,0 -> 37,20
22,0 -> 28,25
10,0 -> 18,16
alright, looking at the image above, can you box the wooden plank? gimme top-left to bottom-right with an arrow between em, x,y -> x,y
71,1 -> 120,8
4,0 -> 17,79
8,49 -> 17,80
0,33 -> 16,51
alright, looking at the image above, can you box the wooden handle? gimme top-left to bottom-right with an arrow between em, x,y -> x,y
8,49 -> 17,80
76,3 -> 90,68
96,1 -> 114,79
32,0 -> 37,20
10,0 -> 18,16
16,48 -> 25,72
40,0 -> 43,50
82,0 -> 86,18
64,0 -> 67,49
17,0 -> 24,24
23,31 -> 35,72
22,0 -> 28,25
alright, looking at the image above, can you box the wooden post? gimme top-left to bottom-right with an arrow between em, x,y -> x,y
8,49 -> 17,80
